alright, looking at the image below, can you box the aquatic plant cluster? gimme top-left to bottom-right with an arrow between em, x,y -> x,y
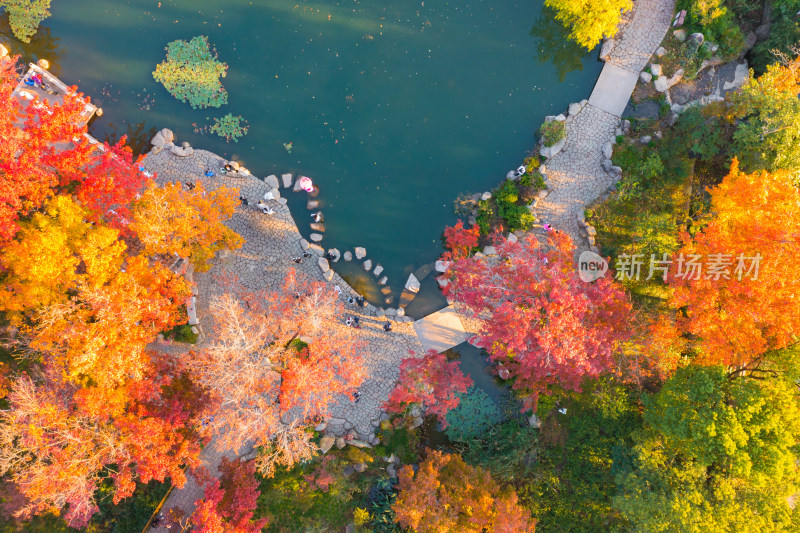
152,35 -> 228,109
210,113 -> 249,143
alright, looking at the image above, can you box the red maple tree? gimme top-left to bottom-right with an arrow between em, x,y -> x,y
0,56 -> 150,241
442,220 -> 481,260
441,231 -> 633,410
383,350 -> 472,426
192,458 -> 267,533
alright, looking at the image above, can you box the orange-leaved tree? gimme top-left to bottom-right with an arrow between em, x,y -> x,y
0,195 -> 190,389
393,450 -> 536,533
187,270 -> 367,476
129,181 -> 243,271
669,159 -> 800,376
0,360 -> 210,528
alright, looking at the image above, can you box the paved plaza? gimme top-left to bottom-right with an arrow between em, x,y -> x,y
142,148 -> 426,528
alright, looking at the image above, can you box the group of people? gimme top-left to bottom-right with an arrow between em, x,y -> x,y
292,252 -> 312,264
23,72 -> 55,94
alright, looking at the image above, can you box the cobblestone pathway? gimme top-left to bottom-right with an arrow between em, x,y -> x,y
142,148 -> 424,529
536,0 -> 675,245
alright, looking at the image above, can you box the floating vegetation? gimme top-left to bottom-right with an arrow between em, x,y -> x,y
152,35 -> 228,109
210,113 -> 248,143
283,141 -> 293,153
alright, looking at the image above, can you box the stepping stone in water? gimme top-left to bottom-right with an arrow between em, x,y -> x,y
309,243 -> 325,256
355,247 -> 367,260
281,173 -> 293,188
363,259 -> 373,271
381,286 -> 392,296
310,233 -> 323,242
311,222 -> 325,232
328,248 -> 341,262
373,265 -> 384,277
405,274 -> 421,293
307,200 -> 319,210
265,175 -> 280,189
343,251 -> 353,262
378,276 -> 388,285
399,288 -> 417,308
384,296 -> 394,305
413,263 -> 435,281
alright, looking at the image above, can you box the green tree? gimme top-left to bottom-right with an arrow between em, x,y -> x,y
1,0 -> 51,43
544,0 -> 632,50
616,365 -> 800,532
729,56 -> 800,175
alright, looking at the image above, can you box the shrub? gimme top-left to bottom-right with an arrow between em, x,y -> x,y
444,387 -> 503,442
210,113 -> 248,142
676,0 -> 744,57
164,323 -> 198,344
539,120 -> 566,147
153,35 -> 228,109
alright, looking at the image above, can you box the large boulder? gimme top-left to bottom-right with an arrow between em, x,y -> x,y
687,32 -> 704,48
667,68 -> 685,89
170,145 -> 193,157
540,137 -> 566,159
405,273 -> 421,293
654,76 -> 669,92
265,174 -> 280,189
639,71 -> 652,84
723,63 -> 749,91
602,142 -> 613,159
318,257 -> 330,273
354,247 -> 367,260
649,63 -> 663,77
151,128 -> 174,147
599,39 -> 615,61
320,435 -> 335,454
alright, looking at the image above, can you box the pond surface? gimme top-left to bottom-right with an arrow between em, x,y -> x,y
4,0 -> 601,296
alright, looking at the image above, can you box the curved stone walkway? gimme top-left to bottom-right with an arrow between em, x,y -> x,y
536,0 -> 675,246
141,148 -> 426,529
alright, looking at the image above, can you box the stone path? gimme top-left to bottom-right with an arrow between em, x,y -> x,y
535,0 -> 675,245
141,147 -> 425,530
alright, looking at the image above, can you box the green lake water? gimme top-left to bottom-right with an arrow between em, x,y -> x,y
3,0 -> 602,298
